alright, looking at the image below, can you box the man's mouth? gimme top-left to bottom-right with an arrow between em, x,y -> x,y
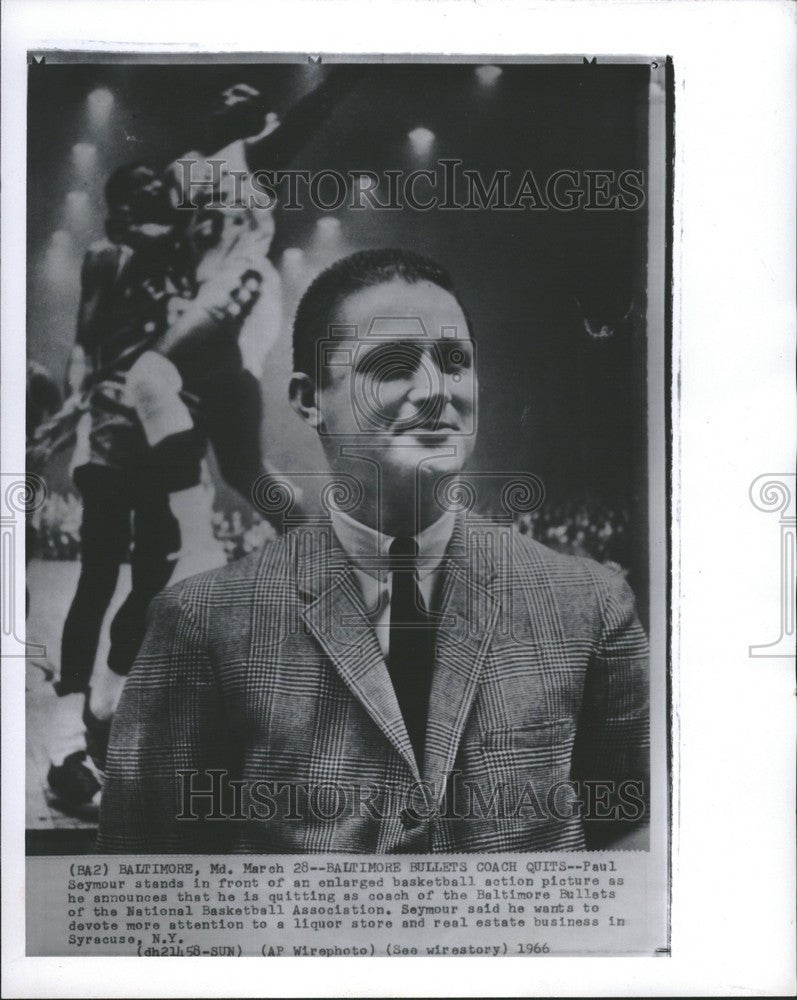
400,420 -> 459,437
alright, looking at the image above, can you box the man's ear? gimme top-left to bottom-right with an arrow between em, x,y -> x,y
289,372 -> 323,430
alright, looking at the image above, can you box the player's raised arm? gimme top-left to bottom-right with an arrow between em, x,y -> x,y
243,65 -> 367,174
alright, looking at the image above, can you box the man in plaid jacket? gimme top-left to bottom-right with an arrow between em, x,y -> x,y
99,248 -> 649,854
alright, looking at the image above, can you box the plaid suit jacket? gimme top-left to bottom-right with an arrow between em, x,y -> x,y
98,518 -> 649,853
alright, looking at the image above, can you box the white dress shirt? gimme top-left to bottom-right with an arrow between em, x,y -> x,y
330,508 -> 456,659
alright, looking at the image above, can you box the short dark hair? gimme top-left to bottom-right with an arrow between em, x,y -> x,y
104,162 -> 156,210
292,247 -> 470,380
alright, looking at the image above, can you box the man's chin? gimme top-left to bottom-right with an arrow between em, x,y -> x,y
386,444 -> 466,478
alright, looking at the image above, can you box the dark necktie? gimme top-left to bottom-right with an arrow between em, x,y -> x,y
388,536 -> 436,770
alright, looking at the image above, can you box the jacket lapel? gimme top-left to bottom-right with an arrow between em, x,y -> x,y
423,519 -> 500,804
294,524 -> 421,782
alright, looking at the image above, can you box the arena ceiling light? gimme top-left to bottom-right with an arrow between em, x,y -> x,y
407,127 -> 435,156
87,87 -> 114,127
44,230 -> 79,290
315,217 -> 342,242
64,190 -> 93,233
71,142 -> 97,173
475,65 -> 503,86
281,247 -> 305,269
280,247 -> 307,286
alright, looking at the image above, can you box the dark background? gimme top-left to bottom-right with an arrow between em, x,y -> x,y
27,60 -> 651,616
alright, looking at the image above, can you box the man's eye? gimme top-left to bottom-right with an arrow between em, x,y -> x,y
440,343 -> 472,371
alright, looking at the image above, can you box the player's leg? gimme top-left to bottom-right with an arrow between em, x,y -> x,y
84,478 -> 180,770
57,464 -> 131,696
203,365 -> 303,528
203,365 -> 264,503
48,464 -> 131,803
105,482 -> 180,679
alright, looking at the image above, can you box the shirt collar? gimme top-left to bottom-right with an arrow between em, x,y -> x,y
330,508 -> 456,581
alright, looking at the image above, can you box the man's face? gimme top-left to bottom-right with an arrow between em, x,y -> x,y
126,166 -> 168,224
315,278 -> 478,493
